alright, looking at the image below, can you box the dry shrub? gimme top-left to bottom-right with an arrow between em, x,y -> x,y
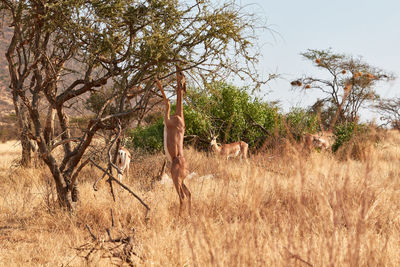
129,152 -> 166,190
334,126 -> 381,161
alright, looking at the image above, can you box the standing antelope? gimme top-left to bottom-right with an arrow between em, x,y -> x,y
210,135 -> 249,160
155,67 -> 191,216
116,146 -> 131,182
304,131 -> 334,151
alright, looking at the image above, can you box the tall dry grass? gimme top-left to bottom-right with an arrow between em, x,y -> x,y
0,131 -> 399,266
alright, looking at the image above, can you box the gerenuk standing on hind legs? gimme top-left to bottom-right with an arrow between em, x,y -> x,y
155,67 -> 191,216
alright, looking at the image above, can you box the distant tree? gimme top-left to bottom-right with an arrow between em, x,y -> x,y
374,97 -> 400,129
292,49 -> 394,129
1,0 -> 267,210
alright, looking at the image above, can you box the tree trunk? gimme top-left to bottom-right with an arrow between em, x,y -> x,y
19,104 -> 33,167
54,182 -> 73,211
20,131 -> 32,167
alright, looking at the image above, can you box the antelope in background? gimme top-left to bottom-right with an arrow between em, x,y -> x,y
210,135 -> 249,160
303,131 -> 335,151
116,146 -> 131,182
155,67 -> 191,216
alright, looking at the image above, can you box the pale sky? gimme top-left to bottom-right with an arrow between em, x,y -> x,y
238,0 -> 400,120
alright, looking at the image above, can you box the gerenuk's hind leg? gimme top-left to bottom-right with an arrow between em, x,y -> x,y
181,182 -> 191,215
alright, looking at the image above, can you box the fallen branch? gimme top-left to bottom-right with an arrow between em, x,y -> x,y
284,247 -> 313,267
77,227 -> 142,265
89,158 -> 150,213
110,208 -> 115,227
93,167 -> 109,191
85,224 -> 97,241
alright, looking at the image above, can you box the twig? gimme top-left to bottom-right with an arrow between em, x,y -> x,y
106,228 -> 113,240
92,124 -> 122,198
93,166 -> 109,191
51,138 -> 81,151
110,208 -> 115,227
284,247 -> 313,267
107,175 -> 116,202
85,224 -> 97,241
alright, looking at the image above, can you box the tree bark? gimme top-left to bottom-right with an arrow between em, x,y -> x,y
15,98 -> 33,167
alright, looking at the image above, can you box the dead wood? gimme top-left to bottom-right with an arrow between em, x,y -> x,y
283,247 -> 313,267
88,158 -> 150,214
78,216 -> 142,265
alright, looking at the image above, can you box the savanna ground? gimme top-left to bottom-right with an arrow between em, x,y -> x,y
0,130 -> 399,266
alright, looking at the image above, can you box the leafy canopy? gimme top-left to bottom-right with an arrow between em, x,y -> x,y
1,0 -> 268,208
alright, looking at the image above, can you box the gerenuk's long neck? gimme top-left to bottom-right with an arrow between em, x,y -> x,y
175,72 -> 184,119
175,88 -> 184,119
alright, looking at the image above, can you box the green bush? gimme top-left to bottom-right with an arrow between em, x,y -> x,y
332,122 -> 368,152
127,118 -> 164,153
126,82 -> 333,153
185,82 -> 282,149
285,107 -> 319,140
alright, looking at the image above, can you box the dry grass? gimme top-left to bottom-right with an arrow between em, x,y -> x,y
0,131 -> 400,266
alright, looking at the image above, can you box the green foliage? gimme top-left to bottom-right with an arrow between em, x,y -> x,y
184,107 -> 211,139
209,83 -> 249,142
244,99 -> 282,147
185,82 -> 281,148
85,91 -> 111,115
127,118 -> 164,153
286,108 -> 319,140
1,0 -> 270,209
126,82 -> 285,152
129,82 -> 365,154
332,122 -> 368,152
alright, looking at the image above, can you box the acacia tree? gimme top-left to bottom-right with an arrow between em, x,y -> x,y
1,0 -> 267,210
292,49 -> 394,129
374,97 -> 400,129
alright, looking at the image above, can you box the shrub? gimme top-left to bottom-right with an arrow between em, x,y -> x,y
185,82 -> 282,149
332,122 -> 360,152
332,122 -> 377,160
285,107 -> 319,140
127,118 -> 164,153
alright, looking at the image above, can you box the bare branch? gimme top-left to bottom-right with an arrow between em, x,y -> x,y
88,158 -> 150,212
85,224 -> 97,241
